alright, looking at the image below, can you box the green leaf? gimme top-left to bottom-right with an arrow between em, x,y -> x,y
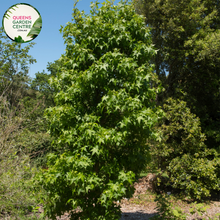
172,209 -> 180,217
91,145 -> 99,156
14,35 -> 25,43
27,17 -> 42,38
137,116 -> 143,124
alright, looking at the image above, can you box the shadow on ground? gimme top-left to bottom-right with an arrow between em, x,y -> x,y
120,211 -> 158,220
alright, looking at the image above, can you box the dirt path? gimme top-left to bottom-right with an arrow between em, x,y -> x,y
2,174 -> 219,219
120,203 -> 157,220
54,206 -> 158,220
54,174 -> 220,220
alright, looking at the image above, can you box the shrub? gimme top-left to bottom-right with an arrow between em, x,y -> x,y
151,194 -> 187,220
151,98 -> 207,170
151,98 -> 220,199
168,149 -> 220,200
0,93 -> 38,218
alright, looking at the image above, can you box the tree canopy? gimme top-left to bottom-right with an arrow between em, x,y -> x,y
35,1 -> 163,219
134,0 -> 220,152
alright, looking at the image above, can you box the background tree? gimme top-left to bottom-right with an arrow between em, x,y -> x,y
0,28 -> 44,217
35,0 -> 163,219
0,26 -> 57,218
0,88 -> 40,218
0,27 -> 36,108
23,61 -> 60,166
30,60 -> 60,108
134,0 -> 220,153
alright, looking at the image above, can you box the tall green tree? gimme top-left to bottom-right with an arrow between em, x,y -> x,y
35,0 -> 163,219
134,0 -> 220,152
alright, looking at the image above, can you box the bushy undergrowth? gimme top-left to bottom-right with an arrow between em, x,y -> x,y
0,92 -> 46,218
150,193 -> 220,220
0,153 -> 37,218
151,98 -> 220,200
168,149 -> 220,200
15,129 -> 55,168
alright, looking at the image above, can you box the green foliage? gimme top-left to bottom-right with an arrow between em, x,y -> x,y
151,98 -> 207,170
27,17 -> 42,38
35,0 -> 163,219
189,202 -> 213,219
134,0 -> 220,200
14,129 -> 55,167
0,30 -> 52,218
151,194 -> 218,220
0,27 -> 36,107
168,150 -> 220,200
0,93 -> 40,218
14,35 -> 25,43
30,61 -> 60,108
150,194 -> 187,220
134,0 -> 220,153
0,155 -> 37,218
151,98 -> 220,199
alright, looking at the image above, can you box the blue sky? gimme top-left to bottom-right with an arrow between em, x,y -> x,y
1,0 -> 120,79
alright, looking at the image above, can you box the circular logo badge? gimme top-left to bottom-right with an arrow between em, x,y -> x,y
2,3 -> 42,43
